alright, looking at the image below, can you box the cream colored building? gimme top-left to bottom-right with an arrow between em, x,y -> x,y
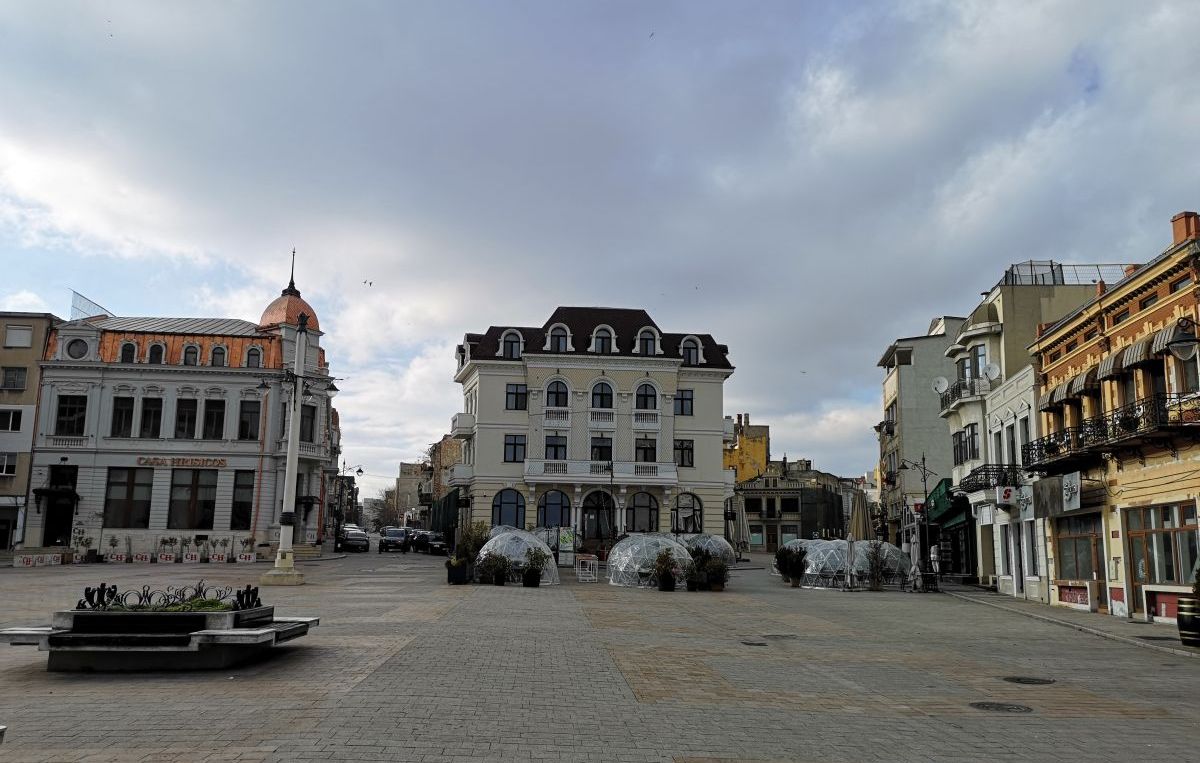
450,307 -> 736,556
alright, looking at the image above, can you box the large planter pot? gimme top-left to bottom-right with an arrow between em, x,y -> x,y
522,569 -> 541,588
657,575 -> 675,592
685,579 -> 699,592
1178,596 -> 1200,648
446,563 -> 469,585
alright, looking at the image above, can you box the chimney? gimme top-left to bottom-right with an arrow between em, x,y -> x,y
1095,279 -> 1106,297
744,413 -> 751,426
736,413 -> 743,427
1172,211 -> 1200,245
1123,264 -> 1139,278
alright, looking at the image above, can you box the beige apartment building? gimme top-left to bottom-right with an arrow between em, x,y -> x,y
1,312 -> 62,550
450,307 -> 736,557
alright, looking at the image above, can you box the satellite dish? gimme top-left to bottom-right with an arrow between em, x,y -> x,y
932,376 -> 949,394
983,363 -> 1001,381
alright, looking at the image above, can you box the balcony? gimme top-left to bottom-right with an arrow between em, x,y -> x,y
298,441 -> 330,460
545,408 -> 571,426
587,409 -> 615,430
42,435 -> 90,449
631,411 -> 659,430
450,412 -> 475,439
448,464 -> 474,486
958,464 -> 1024,494
522,459 -> 678,485
939,378 -> 991,416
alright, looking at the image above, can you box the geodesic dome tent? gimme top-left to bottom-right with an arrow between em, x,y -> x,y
475,529 -> 560,585
851,540 -> 911,582
607,533 -> 693,588
489,524 -> 521,539
799,539 -> 911,586
684,533 -> 737,566
770,537 -> 817,576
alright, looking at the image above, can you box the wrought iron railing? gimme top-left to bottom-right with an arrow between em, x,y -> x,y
1024,394 -> 1200,467
958,464 -> 1024,493
940,378 -> 990,412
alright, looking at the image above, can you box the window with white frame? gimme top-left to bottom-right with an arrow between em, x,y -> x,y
638,329 -> 656,355
549,327 -> 569,353
0,452 -> 16,476
119,343 -> 137,363
3,325 -> 32,348
681,339 -> 700,365
591,382 -> 613,409
502,331 -> 522,359
0,409 -> 21,432
593,328 -> 612,353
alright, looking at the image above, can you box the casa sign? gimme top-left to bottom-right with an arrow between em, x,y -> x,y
136,457 -> 228,468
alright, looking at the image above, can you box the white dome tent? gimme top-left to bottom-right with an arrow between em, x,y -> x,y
683,533 -> 737,566
797,539 -> 911,587
607,533 -> 693,588
475,528 -> 560,585
488,525 -> 521,539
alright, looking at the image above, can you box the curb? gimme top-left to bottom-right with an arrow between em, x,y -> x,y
943,590 -> 1198,660
297,554 -> 349,564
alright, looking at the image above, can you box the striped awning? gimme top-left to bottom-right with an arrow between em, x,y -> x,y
1097,351 -> 1125,380
1151,320 -> 1195,356
1122,336 -> 1153,367
1049,380 -> 1071,404
1068,366 -> 1099,397
1037,389 -> 1058,412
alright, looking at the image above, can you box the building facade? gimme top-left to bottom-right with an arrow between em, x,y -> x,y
21,278 -> 338,557
450,307 -> 736,556
1,312 -> 61,550
737,458 -> 849,552
1027,211 -> 1200,621
722,413 -> 768,482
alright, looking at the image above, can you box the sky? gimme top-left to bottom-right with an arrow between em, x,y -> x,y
2,1 -> 1200,497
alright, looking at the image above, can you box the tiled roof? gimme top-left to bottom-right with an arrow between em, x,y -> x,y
81,316 -> 266,337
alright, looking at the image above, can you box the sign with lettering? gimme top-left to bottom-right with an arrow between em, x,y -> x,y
136,457 -> 228,468
132,552 -> 152,563
107,553 -> 128,563
157,552 -> 176,564
181,551 -> 200,563
14,555 -> 33,568
209,552 -> 228,564
236,552 -> 256,564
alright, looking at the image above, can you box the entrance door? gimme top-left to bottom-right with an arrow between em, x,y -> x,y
766,526 -> 778,552
580,492 -> 615,556
43,496 -> 74,547
1092,535 -> 1108,611
1013,523 -> 1024,594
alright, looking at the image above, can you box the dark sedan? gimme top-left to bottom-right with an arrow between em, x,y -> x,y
413,531 -> 447,555
378,528 -> 411,553
336,529 -> 370,553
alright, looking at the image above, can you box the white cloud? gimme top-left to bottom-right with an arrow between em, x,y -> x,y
0,289 -> 51,312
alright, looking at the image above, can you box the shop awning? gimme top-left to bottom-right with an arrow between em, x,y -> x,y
1049,380 -> 1071,404
1037,389 -> 1059,412
1151,320 -> 1195,356
1097,351 -> 1124,380
1122,336 -> 1153,367
1068,366 -> 1099,397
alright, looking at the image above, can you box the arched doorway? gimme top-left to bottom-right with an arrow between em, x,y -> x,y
580,491 -> 615,554
673,493 -> 702,534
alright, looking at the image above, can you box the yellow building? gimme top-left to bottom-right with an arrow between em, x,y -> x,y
1028,211 -> 1200,622
722,413 -> 769,483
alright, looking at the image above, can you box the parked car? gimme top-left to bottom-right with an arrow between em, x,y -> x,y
336,529 -> 370,553
378,528 -> 411,553
414,531 -> 447,555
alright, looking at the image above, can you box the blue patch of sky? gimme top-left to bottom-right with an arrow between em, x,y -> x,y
1067,47 -> 1101,101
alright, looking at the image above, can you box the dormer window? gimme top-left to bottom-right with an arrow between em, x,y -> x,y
681,339 -> 700,366
546,381 -> 568,408
502,331 -> 522,360
211,347 -> 226,367
120,343 -> 137,364
591,382 -> 613,409
638,330 -> 657,355
148,344 -> 164,364
246,348 -> 261,368
593,328 -> 612,354
549,327 -> 568,353
183,346 -> 199,366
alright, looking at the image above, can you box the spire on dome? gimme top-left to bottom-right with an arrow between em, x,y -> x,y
282,247 -> 300,297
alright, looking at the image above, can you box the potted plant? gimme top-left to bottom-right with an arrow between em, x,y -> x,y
80,536 -> 96,563
523,548 -> 549,588
706,558 -> 729,592
454,520 -> 491,580
180,536 -> 200,563
654,550 -> 677,592
689,548 -> 712,590
445,555 -> 470,585
237,537 -> 256,563
106,535 -> 121,563
479,554 -> 510,586
157,537 -> 177,564
685,562 -> 705,591
1178,576 -> 1200,648
865,540 -> 887,592
775,547 -> 793,583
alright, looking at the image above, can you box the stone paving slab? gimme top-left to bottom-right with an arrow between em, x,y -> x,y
0,553 -> 1197,761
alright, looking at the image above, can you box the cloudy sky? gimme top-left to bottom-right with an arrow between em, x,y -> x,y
3,1 -> 1199,495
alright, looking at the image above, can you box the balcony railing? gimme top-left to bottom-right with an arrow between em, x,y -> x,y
588,410 -> 615,428
1023,394 -> 1200,468
545,408 -> 570,425
940,378 -> 991,413
448,464 -> 474,485
450,412 -> 475,438
958,464 -> 1024,493
632,411 -> 659,429
523,459 -> 678,484
44,435 -> 90,448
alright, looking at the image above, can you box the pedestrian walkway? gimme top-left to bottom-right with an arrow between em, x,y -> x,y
942,583 -> 1199,659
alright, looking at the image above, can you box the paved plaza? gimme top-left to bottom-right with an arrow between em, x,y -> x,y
1,553 -> 1198,762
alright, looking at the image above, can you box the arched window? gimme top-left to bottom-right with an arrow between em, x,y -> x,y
681,339 -> 700,366
148,345 -> 164,364
582,491 -> 615,540
211,347 -> 226,367
246,348 -> 261,368
593,328 -> 612,354
119,343 -> 136,364
673,493 -> 702,533
591,381 -> 613,409
502,331 -> 522,359
491,489 -> 525,527
183,346 -> 199,366
635,383 -> 657,410
549,327 -> 568,353
538,490 -> 572,528
638,330 -> 656,355
546,381 -> 568,408
627,492 -> 659,533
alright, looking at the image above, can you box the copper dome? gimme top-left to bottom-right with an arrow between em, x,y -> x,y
259,281 -> 320,331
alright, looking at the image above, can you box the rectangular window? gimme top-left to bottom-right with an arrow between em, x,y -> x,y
1184,357 -> 1200,394
140,398 -> 162,438
545,434 -> 567,460
103,467 -> 153,528
503,434 -> 526,463
1055,514 -> 1101,580
1000,525 -> 1011,575
956,357 -> 971,381
230,470 -> 255,531
1170,275 -> 1193,294
1065,341 -> 1077,352
174,399 -> 197,439
0,367 -> 26,390
3,325 -> 32,348
673,439 -> 694,467
673,389 -> 693,416
745,498 -> 762,514
590,436 -> 612,462
55,395 -> 87,436
781,496 -> 799,513
749,524 -> 764,546
110,397 -> 134,438
992,431 -> 1003,465
168,469 -> 217,529
765,498 -> 777,518
780,524 -> 799,543
238,400 -> 261,441
201,399 -> 226,439
1127,505 -> 1199,586
1139,294 -> 1159,311
0,452 -> 16,476
505,384 -> 527,411
0,409 -> 21,432
1005,424 -> 1016,467
965,423 -> 979,461
1084,329 -> 1098,341
1111,309 -> 1129,326
972,345 -> 987,377
1018,418 -> 1030,465
299,404 -> 316,442
635,437 -> 656,463
1026,521 -> 1039,575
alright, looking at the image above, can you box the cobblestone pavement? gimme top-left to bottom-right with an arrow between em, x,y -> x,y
1,552 -> 1198,762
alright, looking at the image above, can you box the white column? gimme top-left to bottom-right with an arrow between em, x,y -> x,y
262,322 -> 307,585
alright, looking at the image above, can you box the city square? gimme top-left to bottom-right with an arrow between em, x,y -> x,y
1,554 -> 1197,762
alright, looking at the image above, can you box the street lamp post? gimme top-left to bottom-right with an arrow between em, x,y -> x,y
335,462 -> 364,541
898,453 -> 937,592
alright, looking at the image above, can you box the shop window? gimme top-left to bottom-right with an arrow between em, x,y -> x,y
626,492 -> 658,532
168,468 -> 217,529
1127,505 -> 1199,586
230,470 -> 255,531
103,467 -> 153,528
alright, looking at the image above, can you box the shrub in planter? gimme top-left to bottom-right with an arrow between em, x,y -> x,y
478,554 -> 511,586
445,556 -> 470,585
523,548 -> 550,588
690,548 -> 712,590
1179,577 -> 1200,648
685,562 -> 704,591
706,559 -> 729,592
654,550 -> 678,592
865,540 -> 887,591
775,547 -> 794,583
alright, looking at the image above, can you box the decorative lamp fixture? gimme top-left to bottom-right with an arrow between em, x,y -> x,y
326,382 -> 339,398
1167,317 -> 1199,362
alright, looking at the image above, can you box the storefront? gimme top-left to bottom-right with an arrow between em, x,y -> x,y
1037,473 -> 1111,614
926,479 -> 976,580
1124,502 -> 1199,621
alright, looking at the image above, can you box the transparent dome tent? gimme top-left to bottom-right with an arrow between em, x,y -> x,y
489,525 -> 521,539
607,533 -> 693,588
773,538 -> 911,586
475,528 -> 560,585
683,533 -> 737,566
